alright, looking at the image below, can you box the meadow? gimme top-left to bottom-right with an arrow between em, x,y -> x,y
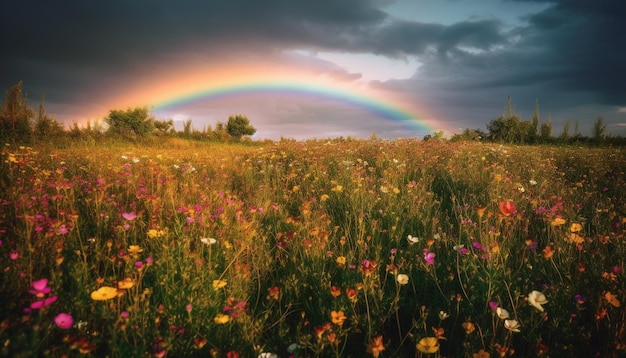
1,138 -> 625,357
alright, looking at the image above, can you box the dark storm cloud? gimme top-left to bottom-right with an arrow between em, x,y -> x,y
1,0 -> 624,136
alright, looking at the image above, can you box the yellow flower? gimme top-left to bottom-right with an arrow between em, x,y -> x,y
330,310 -> 347,326
473,349 -> 491,358
127,245 -> 143,256
565,232 -> 585,244
336,256 -> 346,267
550,217 -> 566,226
320,194 -> 329,202
90,286 -> 119,301
117,278 -> 135,290
331,185 -> 343,193
416,337 -> 440,354
212,279 -> 227,290
214,314 -> 230,324
570,223 -> 583,233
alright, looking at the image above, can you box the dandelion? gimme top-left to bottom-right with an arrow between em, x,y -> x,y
54,313 -> 74,329
504,319 -> 521,332
528,290 -> 548,312
366,335 -> 385,357
396,273 -> 409,285
416,337 -> 440,353
90,286 -> 119,301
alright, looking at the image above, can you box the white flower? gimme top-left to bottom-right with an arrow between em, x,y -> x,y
529,179 -> 537,186
287,343 -> 300,354
407,235 -> 420,245
258,353 -> 278,358
200,237 -> 217,245
396,274 -> 409,285
496,307 -> 510,319
504,319 -> 521,332
528,290 -> 548,312
439,311 -> 449,320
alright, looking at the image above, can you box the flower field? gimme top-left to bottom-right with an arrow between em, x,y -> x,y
1,139 -> 625,357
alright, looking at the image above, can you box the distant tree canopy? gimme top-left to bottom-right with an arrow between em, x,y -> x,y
105,106 -> 155,137
226,114 -> 256,140
0,81 -> 35,139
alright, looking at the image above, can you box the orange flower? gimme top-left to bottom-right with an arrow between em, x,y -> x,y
462,321 -> 476,334
498,200 -> 516,216
542,245 -> 554,259
366,335 -> 385,357
605,291 -> 621,307
346,287 -> 358,302
432,327 -> 446,340
331,310 -> 347,326
330,285 -> 342,298
266,286 -> 280,300
476,206 -> 487,219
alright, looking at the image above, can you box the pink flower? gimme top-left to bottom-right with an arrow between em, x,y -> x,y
30,295 -> 57,309
423,249 -> 436,265
10,251 -> 19,260
54,313 -> 74,329
29,278 -> 52,297
121,211 -> 137,221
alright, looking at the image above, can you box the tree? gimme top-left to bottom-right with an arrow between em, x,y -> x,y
539,116 -> 552,141
105,106 -> 154,137
153,119 -> 174,135
226,114 -> 256,140
34,95 -> 64,138
0,81 -> 34,139
592,116 -> 606,142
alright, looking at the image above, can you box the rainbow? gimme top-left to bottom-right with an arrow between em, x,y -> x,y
153,81 -> 432,132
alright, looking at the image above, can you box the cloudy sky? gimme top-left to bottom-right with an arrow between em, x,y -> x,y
2,0 -> 625,140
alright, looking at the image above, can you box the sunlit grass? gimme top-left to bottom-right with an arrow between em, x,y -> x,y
1,139 -> 625,357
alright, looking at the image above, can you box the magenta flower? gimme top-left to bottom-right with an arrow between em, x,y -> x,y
423,249 -> 436,265
30,295 -> 57,309
54,313 -> 74,329
9,251 -> 19,260
121,211 -> 137,221
29,278 -> 52,297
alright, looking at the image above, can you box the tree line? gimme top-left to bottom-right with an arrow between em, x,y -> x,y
0,81 -> 256,144
1,81 -> 623,145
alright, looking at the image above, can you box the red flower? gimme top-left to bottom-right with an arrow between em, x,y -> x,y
498,200 -> 517,216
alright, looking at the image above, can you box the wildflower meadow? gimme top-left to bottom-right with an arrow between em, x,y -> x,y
1,138 -> 625,357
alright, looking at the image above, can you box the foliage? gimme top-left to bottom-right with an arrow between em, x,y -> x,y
0,81 -> 35,141
1,140 -> 625,357
105,106 -> 155,138
226,114 -> 256,140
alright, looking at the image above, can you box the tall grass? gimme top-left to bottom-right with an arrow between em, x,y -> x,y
1,139 -> 624,357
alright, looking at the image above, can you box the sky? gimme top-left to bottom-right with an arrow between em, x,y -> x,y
2,0 -> 625,140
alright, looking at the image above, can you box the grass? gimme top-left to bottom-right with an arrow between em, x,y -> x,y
1,138 -> 625,357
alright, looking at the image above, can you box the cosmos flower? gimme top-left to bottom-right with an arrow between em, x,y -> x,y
29,278 -> 52,297
90,286 -> 119,301
54,313 -> 74,329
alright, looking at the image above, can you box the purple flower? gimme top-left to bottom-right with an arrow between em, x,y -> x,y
574,294 -> 587,304
54,313 -> 74,329
472,242 -> 486,252
489,301 -> 499,310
